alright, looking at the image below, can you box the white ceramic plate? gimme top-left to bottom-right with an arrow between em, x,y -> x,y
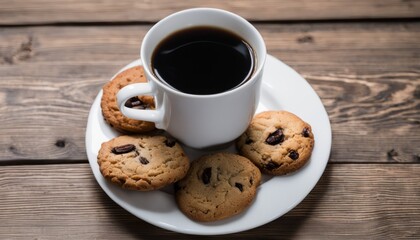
85,54 -> 332,235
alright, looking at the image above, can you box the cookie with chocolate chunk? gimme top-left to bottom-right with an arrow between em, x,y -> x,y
97,135 -> 190,191
101,66 -> 155,133
236,110 -> 314,175
175,153 -> 261,222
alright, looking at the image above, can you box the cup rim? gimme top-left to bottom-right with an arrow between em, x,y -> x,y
140,7 -> 267,99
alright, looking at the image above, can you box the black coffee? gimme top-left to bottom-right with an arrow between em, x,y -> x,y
151,26 -> 255,95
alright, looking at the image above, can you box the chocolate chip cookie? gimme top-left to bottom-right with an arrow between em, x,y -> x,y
97,135 -> 190,191
101,66 -> 155,133
175,153 -> 261,222
236,110 -> 314,175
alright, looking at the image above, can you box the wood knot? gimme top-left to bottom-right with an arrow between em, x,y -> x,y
414,86 -> 420,99
2,36 -> 34,64
55,139 -> 66,148
297,35 -> 314,44
387,148 -> 399,161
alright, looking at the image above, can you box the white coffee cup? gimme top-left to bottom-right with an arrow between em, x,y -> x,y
117,8 -> 266,149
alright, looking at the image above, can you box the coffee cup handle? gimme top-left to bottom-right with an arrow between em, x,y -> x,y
116,83 -> 164,124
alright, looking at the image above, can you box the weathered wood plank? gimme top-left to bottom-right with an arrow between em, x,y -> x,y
0,163 -> 418,239
1,0 -> 420,25
0,23 -> 419,162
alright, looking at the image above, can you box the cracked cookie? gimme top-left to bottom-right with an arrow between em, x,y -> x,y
175,152 -> 261,222
236,110 -> 314,175
97,135 -> 190,191
101,66 -> 156,133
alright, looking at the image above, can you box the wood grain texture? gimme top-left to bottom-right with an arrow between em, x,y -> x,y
0,23 -> 419,162
0,163 -> 418,239
1,0 -> 419,25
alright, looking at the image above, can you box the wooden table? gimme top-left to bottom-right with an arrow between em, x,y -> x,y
1,1 -> 419,239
